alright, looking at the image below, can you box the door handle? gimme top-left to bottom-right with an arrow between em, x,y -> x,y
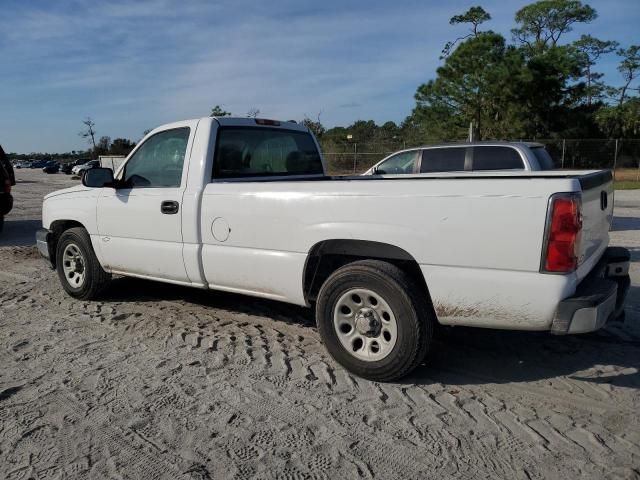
161,200 -> 179,214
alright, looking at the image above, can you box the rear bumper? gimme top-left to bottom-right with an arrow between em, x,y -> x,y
36,228 -> 55,269
551,247 -> 630,334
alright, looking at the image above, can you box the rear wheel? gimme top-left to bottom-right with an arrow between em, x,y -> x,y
316,260 -> 433,381
56,227 -> 111,300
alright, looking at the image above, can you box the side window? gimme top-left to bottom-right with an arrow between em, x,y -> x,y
472,146 -> 524,171
123,128 -> 190,188
376,151 -> 417,174
420,148 -> 466,172
213,127 -> 323,179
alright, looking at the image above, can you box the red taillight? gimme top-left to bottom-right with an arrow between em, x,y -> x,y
3,179 -> 10,195
542,195 -> 582,273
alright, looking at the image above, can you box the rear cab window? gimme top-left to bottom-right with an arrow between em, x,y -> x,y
472,146 -> 524,171
213,127 -> 323,179
420,147 -> 466,173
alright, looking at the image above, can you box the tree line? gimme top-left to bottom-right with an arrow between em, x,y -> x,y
10,0 -> 638,160
408,1 -> 639,143
214,0 -> 639,150
9,117 -> 139,161
77,117 -> 137,157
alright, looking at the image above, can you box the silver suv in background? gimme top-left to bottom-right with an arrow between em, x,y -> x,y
362,142 -> 556,175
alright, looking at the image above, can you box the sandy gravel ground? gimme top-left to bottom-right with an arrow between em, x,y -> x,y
1,170 -> 639,480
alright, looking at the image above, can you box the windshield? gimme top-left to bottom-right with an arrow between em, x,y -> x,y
531,146 -> 556,170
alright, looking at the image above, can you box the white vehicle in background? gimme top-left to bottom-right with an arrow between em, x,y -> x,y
72,160 -> 99,176
363,141 -> 555,175
37,117 -> 630,381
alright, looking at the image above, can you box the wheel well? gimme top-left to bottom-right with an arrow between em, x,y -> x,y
303,240 -> 432,305
48,220 -> 86,267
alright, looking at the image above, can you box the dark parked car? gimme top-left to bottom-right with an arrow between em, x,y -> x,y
0,145 -> 16,186
43,161 -> 60,174
30,160 -> 49,169
0,163 -> 13,233
0,145 -> 15,232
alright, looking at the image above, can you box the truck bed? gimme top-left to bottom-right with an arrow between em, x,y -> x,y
213,169 -> 612,190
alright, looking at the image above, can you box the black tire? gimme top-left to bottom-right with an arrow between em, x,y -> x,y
316,260 -> 434,382
56,227 -> 111,300
0,216 -> 4,233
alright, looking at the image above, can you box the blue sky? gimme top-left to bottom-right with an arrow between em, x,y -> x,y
1,0 -> 638,153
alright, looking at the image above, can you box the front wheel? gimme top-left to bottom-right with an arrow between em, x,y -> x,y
56,227 -> 111,300
316,260 -> 434,381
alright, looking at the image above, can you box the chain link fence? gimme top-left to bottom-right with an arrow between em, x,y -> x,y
321,139 -> 640,181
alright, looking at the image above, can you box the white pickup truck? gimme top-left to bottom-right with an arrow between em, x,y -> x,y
37,117 -> 630,381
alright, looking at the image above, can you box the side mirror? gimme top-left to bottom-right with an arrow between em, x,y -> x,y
82,167 -> 114,188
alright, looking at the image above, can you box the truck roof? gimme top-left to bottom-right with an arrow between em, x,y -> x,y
411,141 -> 545,150
211,117 -> 310,132
147,117 -> 311,140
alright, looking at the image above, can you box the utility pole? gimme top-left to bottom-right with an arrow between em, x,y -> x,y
353,143 -> 357,174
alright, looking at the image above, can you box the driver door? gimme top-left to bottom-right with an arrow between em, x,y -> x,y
96,126 -> 193,282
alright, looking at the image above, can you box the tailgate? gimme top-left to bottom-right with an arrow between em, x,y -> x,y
577,171 -> 614,281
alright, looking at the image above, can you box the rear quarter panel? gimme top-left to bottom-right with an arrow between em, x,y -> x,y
200,176 -> 578,329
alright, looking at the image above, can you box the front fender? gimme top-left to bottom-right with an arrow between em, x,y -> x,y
42,189 -> 104,268
42,190 -> 100,233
